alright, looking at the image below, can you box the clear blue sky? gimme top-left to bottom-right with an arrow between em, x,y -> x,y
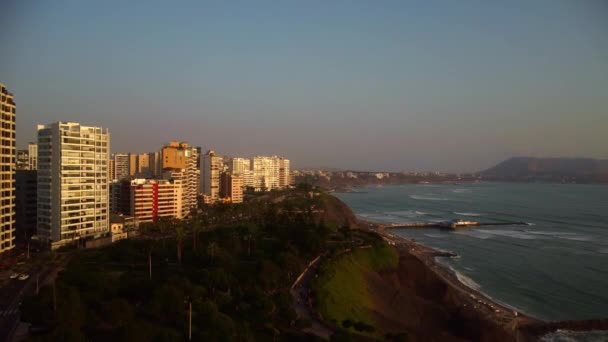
1,0 -> 607,172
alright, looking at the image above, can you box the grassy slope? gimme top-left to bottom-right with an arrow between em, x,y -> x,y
313,242 -> 399,336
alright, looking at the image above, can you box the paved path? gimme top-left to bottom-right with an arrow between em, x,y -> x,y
290,256 -> 332,340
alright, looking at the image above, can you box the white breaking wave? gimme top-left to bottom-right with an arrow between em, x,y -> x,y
540,330 -> 608,342
415,211 -> 427,215
410,195 -> 449,201
452,189 -> 471,193
454,212 -> 483,217
475,229 -> 538,240
453,269 -> 481,291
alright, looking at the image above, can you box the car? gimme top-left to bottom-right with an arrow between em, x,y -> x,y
18,274 -> 29,280
9,273 -> 19,279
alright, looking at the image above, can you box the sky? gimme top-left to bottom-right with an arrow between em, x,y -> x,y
1,0 -> 607,172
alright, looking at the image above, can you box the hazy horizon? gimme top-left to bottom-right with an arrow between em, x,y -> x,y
1,0 -> 607,172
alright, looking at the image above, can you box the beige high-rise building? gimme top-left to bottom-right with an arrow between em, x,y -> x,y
0,83 -> 16,253
37,122 -> 110,248
201,150 -> 223,202
137,153 -> 150,175
162,141 -> 188,170
162,142 -> 199,216
130,178 -> 183,224
278,157 -> 291,188
108,158 -> 116,182
129,153 -> 137,176
28,142 -> 38,170
220,172 -> 243,203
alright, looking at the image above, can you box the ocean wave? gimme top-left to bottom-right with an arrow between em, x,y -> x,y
540,330 -> 608,342
452,189 -> 471,193
598,248 -> 608,254
558,235 -> 593,242
454,212 -> 483,217
459,231 -> 493,240
453,269 -> 481,291
415,211 -> 427,215
475,229 -> 538,240
424,233 -> 446,239
410,195 -> 449,201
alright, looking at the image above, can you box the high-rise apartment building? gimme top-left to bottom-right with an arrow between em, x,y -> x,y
162,141 -> 188,170
148,151 -> 162,177
37,122 -> 110,248
161,142 -> 199,215
114,153 -> 130,181
229,157 -> 254,189
15,170 -> 37,239
230,157 -> 250,174
278,157 -> 291,188
0,83 -> 16,253
16,150 -> 29,170
129,153 -> 137,176
137,153 -> 150,175
28,142 -> 38,170
220,172 -> 243,203
252,156 -> 291,191
108,158 -> 116,181
130,178 -> 183,224
253,156 -> 279,191
201,150 -> 222,202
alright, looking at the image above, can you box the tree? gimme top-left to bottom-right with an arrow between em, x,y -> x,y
190,213 -> 203,252
207,241 -> 218,260
175,220 -> 187,264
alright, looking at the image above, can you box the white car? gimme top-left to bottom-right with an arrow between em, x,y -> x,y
9,273 -> 19,279
18,274 -> 29,281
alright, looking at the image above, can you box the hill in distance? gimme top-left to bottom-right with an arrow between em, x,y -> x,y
480,157 -> 608,183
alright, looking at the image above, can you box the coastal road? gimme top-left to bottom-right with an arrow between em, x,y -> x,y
0,253 -> 69,342
0,265 -> 42,342
291,256 -> 333,340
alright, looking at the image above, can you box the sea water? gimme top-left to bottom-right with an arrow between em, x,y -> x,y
335,183 -> 608,322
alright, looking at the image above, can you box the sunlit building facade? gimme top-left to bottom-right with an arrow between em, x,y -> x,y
0,83 -> 16,253
37,122 -> 110,248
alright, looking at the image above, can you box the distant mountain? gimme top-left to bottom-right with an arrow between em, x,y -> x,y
480,157 -> 608,183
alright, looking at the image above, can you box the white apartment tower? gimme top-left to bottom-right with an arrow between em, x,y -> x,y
201,150 -> 222,202
0,83 -> 16,253
37,122 -> 110,248
230,157 -> 254,189
253,156 -> 280,191
28,142 -> 38,170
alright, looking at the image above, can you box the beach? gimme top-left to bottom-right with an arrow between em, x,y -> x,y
358,219 -> 608,341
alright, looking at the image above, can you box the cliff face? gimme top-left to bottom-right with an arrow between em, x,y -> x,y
481,157 -> 608,182
365,252 -> 516,342
319,195 -> 359,228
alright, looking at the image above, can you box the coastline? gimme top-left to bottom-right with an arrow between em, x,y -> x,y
356,218 -> 608,341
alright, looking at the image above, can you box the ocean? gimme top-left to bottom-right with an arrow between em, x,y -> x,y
335,182 -> 608,322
